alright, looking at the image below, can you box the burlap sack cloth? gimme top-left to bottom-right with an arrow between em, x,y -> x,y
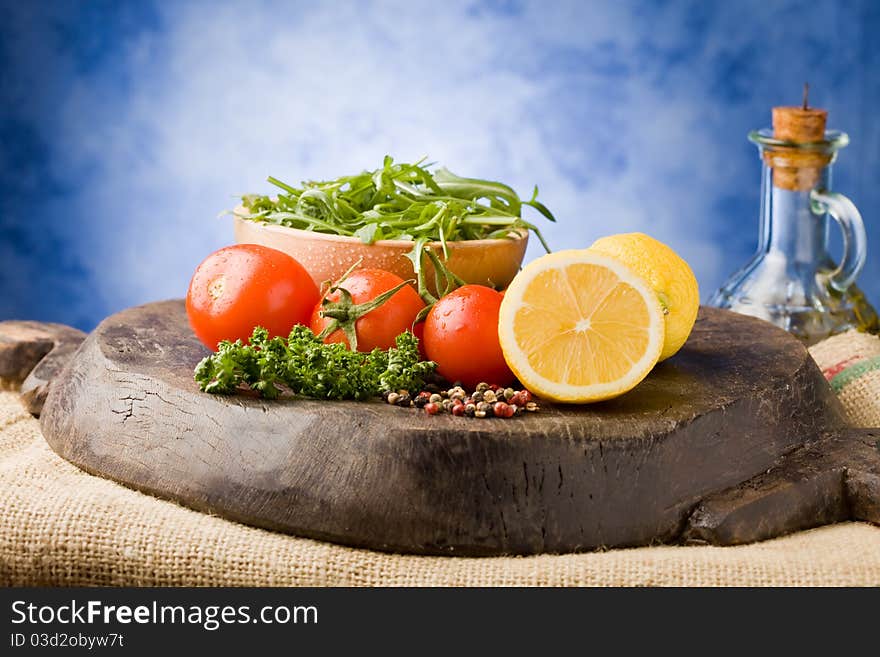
2,330 -> 879,586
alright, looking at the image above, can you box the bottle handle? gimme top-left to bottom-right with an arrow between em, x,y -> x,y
810,189 -> 867,292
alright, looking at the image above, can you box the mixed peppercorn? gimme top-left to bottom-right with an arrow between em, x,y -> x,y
382,382 -> 539,418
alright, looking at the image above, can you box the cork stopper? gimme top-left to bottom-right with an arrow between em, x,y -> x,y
765,83 -> 831,191
772,83 -> 827,141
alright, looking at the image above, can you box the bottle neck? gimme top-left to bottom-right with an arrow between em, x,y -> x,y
757,158 -> 832,266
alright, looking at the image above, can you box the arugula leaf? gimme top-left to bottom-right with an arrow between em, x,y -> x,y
354,222 -> 382,244
233,157 -> 555,302
230,155 -> 556,312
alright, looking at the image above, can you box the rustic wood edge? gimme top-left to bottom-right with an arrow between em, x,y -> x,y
0,320 -> 86,416
682,428 -> 880,545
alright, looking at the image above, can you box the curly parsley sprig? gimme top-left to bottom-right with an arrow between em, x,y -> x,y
194,326 -> 435,400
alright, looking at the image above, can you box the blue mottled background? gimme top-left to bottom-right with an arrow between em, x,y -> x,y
2,0 -> 878,331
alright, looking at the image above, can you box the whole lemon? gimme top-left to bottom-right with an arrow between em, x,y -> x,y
588,233 -> 699,361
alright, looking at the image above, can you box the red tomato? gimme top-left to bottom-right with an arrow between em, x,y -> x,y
186,244 -> 320,350
309,268 -> 425,352
423,285 -> 514,388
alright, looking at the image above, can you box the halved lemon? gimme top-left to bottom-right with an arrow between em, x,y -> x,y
498,250 -> 665,403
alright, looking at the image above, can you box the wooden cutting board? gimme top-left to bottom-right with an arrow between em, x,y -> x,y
5,300 -> 878,556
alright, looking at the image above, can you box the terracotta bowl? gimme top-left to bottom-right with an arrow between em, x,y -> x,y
233,212 -> 528,293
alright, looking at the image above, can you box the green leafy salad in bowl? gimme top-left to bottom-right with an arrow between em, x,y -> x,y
231,156 -> 555,300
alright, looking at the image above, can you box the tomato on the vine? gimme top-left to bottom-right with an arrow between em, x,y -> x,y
186,244 -> 320,351
422,284 -> 514,388
412,320 -> 429,361
309,268 -> 425,352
